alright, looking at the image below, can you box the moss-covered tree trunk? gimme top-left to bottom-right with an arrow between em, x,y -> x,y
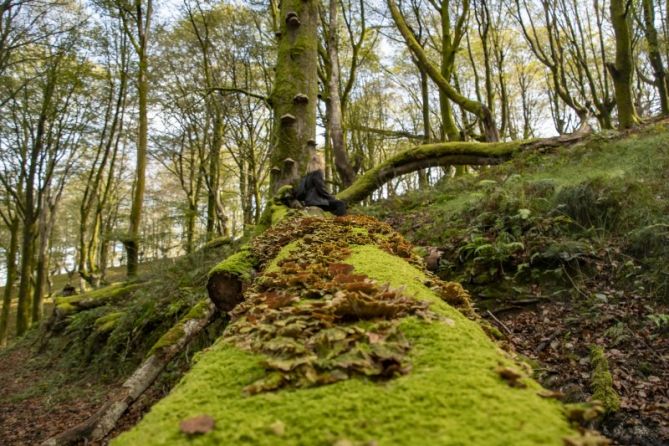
118,0 -> 153,278
607,0 -> 640,129
641,0 -> 669,115
269,0 -> 319,190
113,212 -> 600,446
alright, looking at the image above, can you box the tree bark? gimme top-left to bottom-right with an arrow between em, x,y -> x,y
269,0 -> 320,189
0,216 -> 19,345
607,0 -> 640,128
326,0 -> 356,187
120,0 -> 153,278
641,0 -> 669,115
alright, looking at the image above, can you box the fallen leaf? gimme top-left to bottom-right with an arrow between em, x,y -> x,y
268,420 -> 285,436
179,415 -> 215,435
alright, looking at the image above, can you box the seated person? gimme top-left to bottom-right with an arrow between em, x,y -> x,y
295,153 -> 347,216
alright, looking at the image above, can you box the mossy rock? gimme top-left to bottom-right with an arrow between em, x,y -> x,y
114,216 -> 583,446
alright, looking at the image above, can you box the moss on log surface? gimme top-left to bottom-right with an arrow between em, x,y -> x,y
54,282 -> 145,314
114,215 -> 586,446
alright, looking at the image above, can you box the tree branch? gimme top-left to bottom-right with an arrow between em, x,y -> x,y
206,87 -> 270,107
337,130 -> 591,203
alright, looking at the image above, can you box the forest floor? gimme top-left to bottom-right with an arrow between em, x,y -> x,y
1,124 -> 669,445
0,336 -> 178,445
0,344 -> 115,445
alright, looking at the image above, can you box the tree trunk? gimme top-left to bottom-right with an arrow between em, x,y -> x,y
269,0 -> 319,189
418,67 -> 431,189
113,212 -> 591,446
607,0 -> 640,128
337,131 -> 591,203
32,205 -> 50,322
126,48 -> 149,278
0,217 -> 19,345
641,0 -> 669,115
207,112 -> 223,239
326,0 -> 356,187
121,0 -> 153,278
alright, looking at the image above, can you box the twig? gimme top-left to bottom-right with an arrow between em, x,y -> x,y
486,310 -> 513,337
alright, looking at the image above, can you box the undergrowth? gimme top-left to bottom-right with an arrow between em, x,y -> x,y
5,240 -> 237,398
365,122 -> 669,306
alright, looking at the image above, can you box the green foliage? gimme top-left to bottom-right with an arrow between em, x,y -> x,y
364,123 -> 669,304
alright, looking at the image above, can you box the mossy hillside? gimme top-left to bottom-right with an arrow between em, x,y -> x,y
147,300 -> 212,357
114,216 -> 579,445
364,123 -> 669,302
40,240 -> 237,380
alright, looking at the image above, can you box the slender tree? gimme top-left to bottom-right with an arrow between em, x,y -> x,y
608,0 -> 640,128
108,0 -> 153,277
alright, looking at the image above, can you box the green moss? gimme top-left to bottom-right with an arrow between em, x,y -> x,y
589,346 -> 621,413
270,204 -> 290,226
208,249 -> 256,282
147,300 -> 212,358
265,241 -> 301,273
349,227 -> 369,236
55,282 -> 143,313
148,323 -> 186,358
184,300 -> 211,320
115,244 -> 576,446
94,311 -> 124,334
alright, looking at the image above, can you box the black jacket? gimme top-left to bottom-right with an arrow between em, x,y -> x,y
296,171 -> 332,207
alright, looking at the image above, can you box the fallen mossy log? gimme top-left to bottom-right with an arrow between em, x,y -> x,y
337,131 -> 591,203
113,212 -> 605,446
40,282 -> 149,340
41,300 -> 217,446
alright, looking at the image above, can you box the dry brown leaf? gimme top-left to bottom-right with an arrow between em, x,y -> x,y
179,415 -> 215,435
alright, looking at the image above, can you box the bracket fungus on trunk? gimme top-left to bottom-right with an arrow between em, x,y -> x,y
285,12 -> 301,28
292,93 -> 309,104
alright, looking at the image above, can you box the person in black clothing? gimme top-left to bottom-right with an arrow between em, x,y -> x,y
295,153 -> 347,216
